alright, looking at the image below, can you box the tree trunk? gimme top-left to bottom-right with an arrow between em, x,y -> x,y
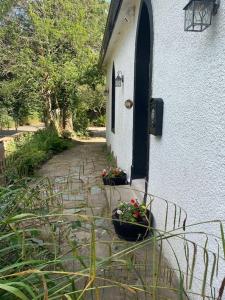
61,103 -> 73,133
43,94 -> 61,133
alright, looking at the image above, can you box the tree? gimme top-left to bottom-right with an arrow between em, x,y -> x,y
0,0 -> 108,132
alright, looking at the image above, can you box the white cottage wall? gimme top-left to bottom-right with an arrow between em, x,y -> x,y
104,0 -> 225,298
150,0 -> 225,225
149,0 -> 225,298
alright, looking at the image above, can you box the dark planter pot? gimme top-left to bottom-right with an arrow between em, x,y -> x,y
102,174 -> 128,186
112,209 -> 154,241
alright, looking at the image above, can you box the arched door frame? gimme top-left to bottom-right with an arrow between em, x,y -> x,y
131,0 -> 154,184
111,62 -> 116,133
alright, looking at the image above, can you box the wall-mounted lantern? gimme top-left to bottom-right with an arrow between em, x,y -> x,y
183,0 -> 220,32
115,71 -> 124,87
104,88 -> 109,96
149,98 -> 164,136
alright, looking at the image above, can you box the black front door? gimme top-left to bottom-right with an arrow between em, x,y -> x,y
132,1 -> 153,180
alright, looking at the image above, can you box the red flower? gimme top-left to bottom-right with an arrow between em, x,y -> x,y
130,198 -> 136,205
130,198 -> 139,208
133,211 -> 140,218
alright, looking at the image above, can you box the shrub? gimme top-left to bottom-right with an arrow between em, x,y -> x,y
61,130 -> 73,140
0,110 -> 14,129
73,106 -> 90,136
4,128 -> 72,182
48,139 -> 69,154
92,114 -> 106,127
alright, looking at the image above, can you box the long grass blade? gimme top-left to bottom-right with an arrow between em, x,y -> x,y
210,253 -> 216,287
220,222 -> 225,259
189,242 -> 197,290
201,248 -> 209,298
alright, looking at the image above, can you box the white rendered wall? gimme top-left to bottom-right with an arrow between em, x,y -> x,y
104,0 -> 225,298
149,0 -> 225,298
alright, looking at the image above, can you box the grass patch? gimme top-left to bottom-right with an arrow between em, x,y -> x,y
102,144 -> 117,168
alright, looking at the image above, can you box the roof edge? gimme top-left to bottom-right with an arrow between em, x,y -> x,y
99,0 -> 123,68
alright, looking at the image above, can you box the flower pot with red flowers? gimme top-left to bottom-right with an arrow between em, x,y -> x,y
112,198 -> 154,241
102,168 -> 128,186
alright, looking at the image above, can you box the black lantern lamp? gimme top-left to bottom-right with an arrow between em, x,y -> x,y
104,88 -> 109,96
115,71 -> 124,87
184,0 -> 220,32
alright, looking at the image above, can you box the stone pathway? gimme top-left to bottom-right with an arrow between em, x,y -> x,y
37,130 -> 180,300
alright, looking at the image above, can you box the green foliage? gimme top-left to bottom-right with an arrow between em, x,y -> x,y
73,103 -> 90,136
0,0 -> 17,20
4,128 -> 72,182
92,114 -> 106,127
102,145 -> 117,167
73,83 -> 106,134
117,199 -> 148,223
61,129 -> 73,139
0,107 -> 14,129
0,0 -> 108,132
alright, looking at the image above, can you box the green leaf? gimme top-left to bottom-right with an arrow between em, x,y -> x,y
5,213 -> 36,223
8,282 -> 36,299
0,260 -> 43,274
0,283 -> 29,300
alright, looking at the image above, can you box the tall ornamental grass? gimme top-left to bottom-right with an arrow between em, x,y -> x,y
0,179 -> 224,299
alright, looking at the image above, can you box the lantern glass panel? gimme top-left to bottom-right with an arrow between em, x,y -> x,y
115,76 -> 122,87
184,0 -> 214,32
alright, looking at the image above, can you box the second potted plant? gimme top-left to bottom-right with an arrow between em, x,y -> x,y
102,167 -> 128,185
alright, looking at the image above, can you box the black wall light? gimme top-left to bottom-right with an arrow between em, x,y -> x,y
184,0 -> 220,32
104,88 -> 109,96
115,71 -> 124,87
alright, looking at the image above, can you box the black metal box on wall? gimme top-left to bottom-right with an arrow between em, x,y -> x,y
149,98 -> 164,136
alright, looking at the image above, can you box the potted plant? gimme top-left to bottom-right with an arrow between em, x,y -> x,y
101,167 -> 128,185
112,198 -> 154,241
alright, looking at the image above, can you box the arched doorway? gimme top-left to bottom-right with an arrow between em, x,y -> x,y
132,0 -> 153,181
